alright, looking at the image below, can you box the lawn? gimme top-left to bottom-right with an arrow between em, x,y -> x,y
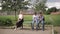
0,15 -> 60,26
51,15 -> 60,26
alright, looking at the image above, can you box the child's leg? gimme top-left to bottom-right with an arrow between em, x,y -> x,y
36,20 -> 39,30
21,19 -> 24,29
31,20 -> 35,30
14,26 -> 17,30
14,21 -> 19,30
38,21 -> 41,29
41,20 -> 45,31
21,23 -> 23,29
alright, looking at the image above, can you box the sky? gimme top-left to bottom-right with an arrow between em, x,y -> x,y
47,0 -> 60,2
46,0 -> 60,9
25,0 -> 60,9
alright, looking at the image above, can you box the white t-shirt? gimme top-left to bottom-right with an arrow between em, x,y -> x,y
33,15 -> 39,20
18,14 -> 23,19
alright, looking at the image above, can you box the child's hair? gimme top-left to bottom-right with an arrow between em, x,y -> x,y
34,12 -> 37,15
39,11 -> 43,14
39,11 -> 45,21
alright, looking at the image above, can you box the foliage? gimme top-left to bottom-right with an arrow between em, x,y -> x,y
0,17 -> 14,26
46,7 -> 57,15
34,0 -> 47,12
2,0 -> 29,21
2,0 -> 29,11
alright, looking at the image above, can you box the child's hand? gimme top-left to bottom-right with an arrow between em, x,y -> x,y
40,19 -> 42,21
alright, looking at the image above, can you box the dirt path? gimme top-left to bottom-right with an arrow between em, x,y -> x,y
54,27 -> 60,34
0,27 -> 52,34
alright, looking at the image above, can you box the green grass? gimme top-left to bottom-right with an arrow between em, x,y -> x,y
51,15 -> 60,26
45,15 -> 52,25
0,15 -> 60,26
24,15 -> 32,21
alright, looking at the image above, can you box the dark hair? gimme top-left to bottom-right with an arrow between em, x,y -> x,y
39,11 -> 43,14
34,12 -> 37,15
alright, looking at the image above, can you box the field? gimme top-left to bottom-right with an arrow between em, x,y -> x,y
0,15 -> 60,26
0,15 -> 60,34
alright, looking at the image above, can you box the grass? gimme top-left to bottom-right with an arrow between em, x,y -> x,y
45,15 -> 52,25
0,15 -> 60,26
51,15 -> 60,26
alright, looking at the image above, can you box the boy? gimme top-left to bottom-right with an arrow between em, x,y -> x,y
38,11 -> 45,31
31,12 -> 39,30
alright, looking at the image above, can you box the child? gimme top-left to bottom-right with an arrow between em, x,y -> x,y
31,12 -> 39,30
38,11 -> 45,31
14,11 -> 24,30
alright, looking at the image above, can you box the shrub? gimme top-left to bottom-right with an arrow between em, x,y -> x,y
4,19 -> 14,26
0,17 -> 14,26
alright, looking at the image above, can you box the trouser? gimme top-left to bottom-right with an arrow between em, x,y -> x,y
31,20 -> 39,30
16,19 -> 24,28
38,20 -> 45,31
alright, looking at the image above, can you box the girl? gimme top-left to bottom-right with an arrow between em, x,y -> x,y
14,11 -> 24,30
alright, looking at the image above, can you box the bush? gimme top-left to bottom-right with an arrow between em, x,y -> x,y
0,17 -> 14,26
45,7 -> 57,15
45,11 -> 51,15
4,19 -> 14,26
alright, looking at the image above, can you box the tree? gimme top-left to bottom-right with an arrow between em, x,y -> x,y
46,7 -> 57,14
2,0 -> 28,11
50,7 -> 57,12
2,0 -> 28,20
34,0 -> 47,13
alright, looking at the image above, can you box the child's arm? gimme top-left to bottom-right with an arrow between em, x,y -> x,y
40,16 -> 44,21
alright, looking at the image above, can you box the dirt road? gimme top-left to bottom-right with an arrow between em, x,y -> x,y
0,27 -> 52,34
